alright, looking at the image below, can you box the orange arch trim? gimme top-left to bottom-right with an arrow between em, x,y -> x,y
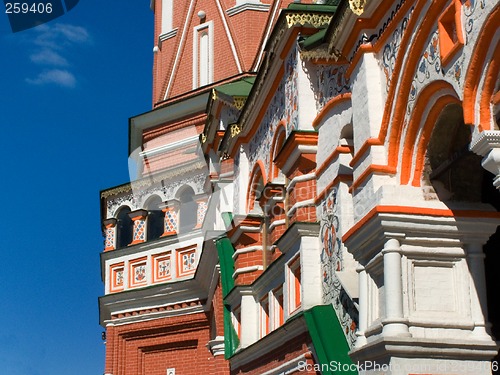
463,5 -> 500,126
312,93 -> 352,129
399,80 -> 459,185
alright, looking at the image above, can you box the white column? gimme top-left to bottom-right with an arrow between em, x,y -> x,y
240,290 -> 258,348
466,242 -> 491,340
382,239 -> 410,337
355,265 -> 368,348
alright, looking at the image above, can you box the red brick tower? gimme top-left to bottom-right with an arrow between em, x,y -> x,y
98,1 -> 296,374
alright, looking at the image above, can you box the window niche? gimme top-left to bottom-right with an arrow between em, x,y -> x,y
116,206 -> 133,248
146,195 -> 164,241
423,104 -> 483,202
178,186 -> 198,233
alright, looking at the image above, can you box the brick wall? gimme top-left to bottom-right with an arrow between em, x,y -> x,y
104,311 -> 229,375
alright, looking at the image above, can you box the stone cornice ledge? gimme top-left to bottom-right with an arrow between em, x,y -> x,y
230,314 -> 308,369
470,130 -> 500,156
275,222 -> 320,254
227,2 -> 270,17
349,335 -> 498,363
343,208 -> 500,264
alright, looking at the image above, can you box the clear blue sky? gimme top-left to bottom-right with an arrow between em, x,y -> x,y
0,2 -> 153,374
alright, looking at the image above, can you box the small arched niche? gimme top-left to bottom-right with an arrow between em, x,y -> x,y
423,103 -> 483,202
116,206 -> 133,248
146,195 -> 164,241
178,186 -> 197,233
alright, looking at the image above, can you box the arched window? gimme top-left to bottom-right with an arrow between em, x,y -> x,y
424,104 -> 483,202
116,206 -> 133,248
178,186 -> 197,233
146,195 -> 164,241
270,126 -> 286,181
248,163 -> 265,213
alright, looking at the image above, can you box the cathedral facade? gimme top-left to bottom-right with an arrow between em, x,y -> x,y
99,0 -> 500,374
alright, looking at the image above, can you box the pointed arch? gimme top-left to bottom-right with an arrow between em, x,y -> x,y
269,122 -> 286,182
247,161 -> 266,213
399,80 -> 461,185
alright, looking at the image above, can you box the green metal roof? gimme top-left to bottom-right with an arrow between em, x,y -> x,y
304,305 -> 356,374
215,77 -> 256,98
287,3 -> 339,11
301,27 -> 328,50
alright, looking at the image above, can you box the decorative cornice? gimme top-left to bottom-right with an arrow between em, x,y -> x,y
342,206 -> 500,265
110,299 -> 203,322
100,160 -> 207,199
285,13 -> 333,29
213,91 -> 247,111
327,0 -> 351,53
300,45 -> 342,61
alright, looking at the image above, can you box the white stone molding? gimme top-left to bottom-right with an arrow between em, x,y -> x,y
233,265 -> 264,279
232,245 -> 262,260
280,145 -> 317,175
268,219 -> 285,232
164,0 -> 197,99
286,198 -> 315,218
139,135 -> 199,159
229,222 -> 262,243
206,336 -> 225,356
227,2 -> 270,17
286,172 -> 316,192
215,0 -> 243,73
192,21 -> 214,89
158,28 -> 178,46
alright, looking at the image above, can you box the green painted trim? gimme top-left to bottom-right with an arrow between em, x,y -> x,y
215,236 -> 235,298
223,303 -> 240,359
304,305 -> 356,375
216,236 -> 239,358
287,4 -> 338,12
